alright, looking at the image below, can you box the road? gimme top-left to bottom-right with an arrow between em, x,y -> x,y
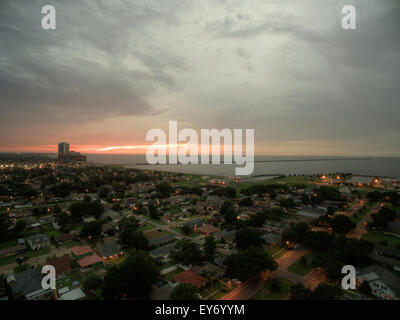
347,205 -> 379,240
220,248 -> 327,300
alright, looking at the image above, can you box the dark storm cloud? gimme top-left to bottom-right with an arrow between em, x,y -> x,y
195,0 -> 400,149
0,0 -> 187,127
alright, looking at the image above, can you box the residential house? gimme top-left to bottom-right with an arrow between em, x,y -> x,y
55,233 -> 74,244
356,265 -> 400,300
96,241 -> 123,260
192,263 -> 225,279
71,245 -> 93,260
214,230 -> 236,245
149,242 -> 177,262
0,244 -> 26,259
296,206 -> 327,218
58,288 -> 86,300
7,267 -> 55,300
148,234 -> 176,248
27,233 -> 50,250
47,255 -> 72,279
77,254 -> 103,268
196,224 -> 220,236
173,270 -> 208,288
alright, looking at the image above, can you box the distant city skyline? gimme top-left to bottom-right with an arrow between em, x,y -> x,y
0,0 -> 399,156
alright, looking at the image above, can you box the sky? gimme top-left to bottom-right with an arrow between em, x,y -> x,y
0,0 -> 399,156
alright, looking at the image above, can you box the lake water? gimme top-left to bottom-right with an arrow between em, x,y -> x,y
86,154 -> 400,178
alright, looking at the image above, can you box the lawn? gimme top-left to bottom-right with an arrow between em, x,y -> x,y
139,222 -> 155,232
0,239 -> 18,250
287,252 -> 316,276
56,271 -> 83,289
171,226 -> 198,238
250,277 -> 295,300
165,207 -> 182,214
265,245 -> 288,259
64,240 -> 82,248
0,255 -> 17,266
164,267 -> 184,282
362,232 -> 400,249
25,247 -> 51,258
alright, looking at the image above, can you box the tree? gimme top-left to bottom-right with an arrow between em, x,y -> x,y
235,228 -> 265,250
311,283 -> 342,300
249,211 -> 267,227
359,281 -> 371,296
80,221 -> 102,240
289,284 -> 312,300
155,183 -> 173,197
181,224 -> 192,235
118,216 -> 140,232
148,203 -> 160,220
239,197 -> 253,207
102,250 -> 159,299
119,230 -> 148,251
13,220 -> 26,236
16,256 -> 28,268
270,278 -> 281,293
97,186 -> 110,199
224,246 -> 277,281
330,215 -> 355,234
224,206 -> 237,225
0,214 -> 10,241
171,283 -> 199,300
171,240 -> 203,266
84,275 -> 103,292
112,202 -> 123,212
203,235 -> 217,261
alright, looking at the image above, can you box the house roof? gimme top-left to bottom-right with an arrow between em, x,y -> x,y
149,242 -> 177,258
55,233 -> 74,242
148,234 -> 176,247
144,230 -> 163,240
196,224 -> 219,234
97,241 -> 121,258
173,270 -> 208,288
71,245 -> 93,256
77,254 -> 102,267
59,288 -> 86,300
192,263 -> 225,276
357,265 -> 400,297
28,233 -> 49,242
47,254 -> 72,276
9,267 -> 47,297
0,244 -> 26,257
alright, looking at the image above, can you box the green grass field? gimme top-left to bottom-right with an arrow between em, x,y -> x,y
287,252 -> 316,276
0,255 -> 16,266
0,239 -> 18,250
362,232 -> 400,249
265,245 -> 288,259
250,277 -> 295,300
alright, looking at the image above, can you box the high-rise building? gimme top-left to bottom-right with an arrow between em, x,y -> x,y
57,142 -> 87,162
58,142 -> 70,160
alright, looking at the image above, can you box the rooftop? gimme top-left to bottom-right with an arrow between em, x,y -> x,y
77,254 -> 102,268
173,270 -> 208,288
71,245 -> 93,256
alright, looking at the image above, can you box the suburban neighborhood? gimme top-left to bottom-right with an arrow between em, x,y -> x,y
0,157 -> 400,301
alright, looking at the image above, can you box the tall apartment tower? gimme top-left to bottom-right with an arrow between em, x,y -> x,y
58,142 -> 70,160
